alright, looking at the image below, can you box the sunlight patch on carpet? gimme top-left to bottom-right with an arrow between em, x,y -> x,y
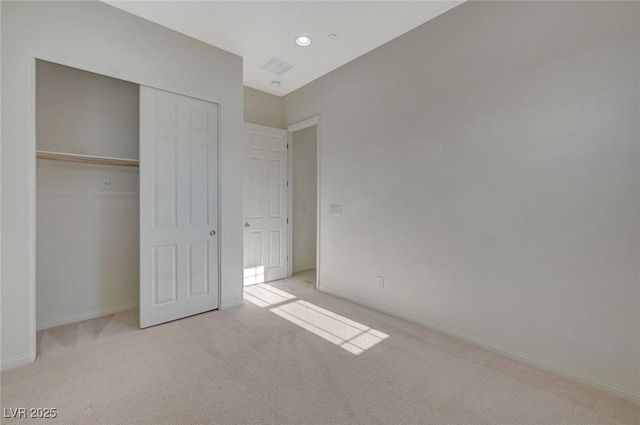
244,283 -> 296,307
271,300 -> 388,354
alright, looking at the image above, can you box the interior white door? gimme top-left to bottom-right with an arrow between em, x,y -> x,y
243,123 -> 289,285
139,86 -> 219,328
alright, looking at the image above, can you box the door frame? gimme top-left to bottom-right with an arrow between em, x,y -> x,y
287,116 -> 321,290
27,51 -> 222,350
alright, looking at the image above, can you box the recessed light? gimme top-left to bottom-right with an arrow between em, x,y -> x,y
295,35 -> 312,47
271,81 -> 281,88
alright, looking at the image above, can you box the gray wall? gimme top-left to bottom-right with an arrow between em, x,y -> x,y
244,86 -> 284,129
36,61 -> 140,159
292,126 -> 317,272
2,0 -> 244,369
283,1 -> 640,400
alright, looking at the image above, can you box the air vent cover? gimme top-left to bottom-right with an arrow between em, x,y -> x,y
258,55 -> 295,76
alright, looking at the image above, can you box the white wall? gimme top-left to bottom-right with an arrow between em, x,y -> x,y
1,0 -> 244,369
0,3 -> 3,366
292,126 -> 317,272
37,60 -> 139,159
36,61 -> 139,329
36,162 -> 139,329
244,86 -> 284,129
283,1 -> 640,401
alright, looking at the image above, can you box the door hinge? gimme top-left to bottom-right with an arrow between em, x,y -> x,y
287,143 -> 289,149
286,218 -> 289,224
287,180 -> 289,187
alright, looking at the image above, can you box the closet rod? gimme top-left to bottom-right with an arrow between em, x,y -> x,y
36,150 -> 139,168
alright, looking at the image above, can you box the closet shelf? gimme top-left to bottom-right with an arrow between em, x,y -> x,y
36,150 -> 139,167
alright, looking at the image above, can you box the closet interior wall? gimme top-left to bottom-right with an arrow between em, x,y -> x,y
36,60 -> 140,330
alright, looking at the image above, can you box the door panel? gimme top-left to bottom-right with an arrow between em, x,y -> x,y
269,230 -> 282,267
188,242 -> 209,297
248,157 -> 263,218
243,123 -> 288,285
269,159 -> 283,217
154,136 -> 178,226
140,86 -> 219,328
189,142 -> 209,225
154,245 -> 177,304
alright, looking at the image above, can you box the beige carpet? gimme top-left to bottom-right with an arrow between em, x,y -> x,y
1,270 -> 638,424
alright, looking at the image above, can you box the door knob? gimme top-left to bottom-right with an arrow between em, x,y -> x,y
210,229 -> 216,236
244,223 -> 250,228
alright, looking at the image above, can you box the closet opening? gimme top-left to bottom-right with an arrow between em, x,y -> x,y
35,60 -> 140,347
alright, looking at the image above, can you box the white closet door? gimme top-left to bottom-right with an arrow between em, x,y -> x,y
243,123 -> 288,285
139,86 -> 219,328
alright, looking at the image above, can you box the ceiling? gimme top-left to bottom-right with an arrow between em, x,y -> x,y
104,1 -> 463,97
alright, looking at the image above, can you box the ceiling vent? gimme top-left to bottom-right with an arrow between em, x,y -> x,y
257,55 -> 295,76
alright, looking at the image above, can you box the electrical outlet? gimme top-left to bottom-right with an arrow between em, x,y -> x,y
330,205 -> 343,215
376,275 -> 384,288
101,178 -> 111,190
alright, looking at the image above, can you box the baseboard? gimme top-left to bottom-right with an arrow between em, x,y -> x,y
1,352 -> 36,371
36,302 -> 138,331
319,285 -> 640,405
293,266 -> 316,274
220,299 -> 245,310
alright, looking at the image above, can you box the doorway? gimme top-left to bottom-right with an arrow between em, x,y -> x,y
290,125 -> 317,274
242,117 -> 321,289
242,123 -> 289,285
286,117 -> 321,289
